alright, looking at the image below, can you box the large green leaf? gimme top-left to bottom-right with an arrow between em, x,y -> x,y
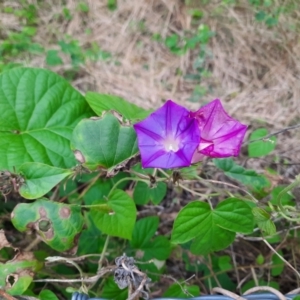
213,198 -> 254,233
19,162 -> 73,199
71,113 -> 139,173
86,92 -> 151,121
0,68 -> 93,171
214,158 -> 269,190
11,198 -> 84,251
172,198 -> 254,255
190,226 -> 236,255
248,128 -> 277,157
90,189 -> 136,239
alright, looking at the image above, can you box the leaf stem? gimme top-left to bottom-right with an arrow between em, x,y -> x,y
108,177 -> 148,198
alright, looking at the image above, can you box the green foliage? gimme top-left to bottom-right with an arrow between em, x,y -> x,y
133,181 -> 167,205
19,163 -> 73,199
39,290 -> 59,300
0,62 -> 296,297
90,189 -> 137,239
271,250 -> 284,276
163,283 -> 200,297
172,198 -> 254,255
11,198 -> 84,251
252,207 -> 276,235
248,128 -> 277,157
71,113 -> 139,172
164,25 -> 214,56
214,158 -> 269,191
46,50 -> 63,66
101,277 -> 128,299
0,68 -> 93,171
85,92 -> 151,121
130,216 -> 171,260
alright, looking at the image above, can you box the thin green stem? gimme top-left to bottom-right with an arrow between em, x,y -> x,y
98,235 -> 110,273
107,177 -> 147,198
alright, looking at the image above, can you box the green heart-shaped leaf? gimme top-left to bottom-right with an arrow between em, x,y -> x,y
71,113 -> 139,172
19,162 -> 74,199
11,198 -> 84,251
0,68 -> 93,171
172,198 -> 254,255
133,181 -> 167,205
90,189 -> 136,239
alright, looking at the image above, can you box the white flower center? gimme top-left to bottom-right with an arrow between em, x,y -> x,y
163,137 -> 179,152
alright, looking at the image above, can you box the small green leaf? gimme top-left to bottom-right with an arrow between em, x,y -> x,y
171,201 -> 211,244
241,280 -> 279,293
0,68 -> 93,171
214,158 -> 269,190
131,216 -> 159,248
90,189 -> 136,239
252,207 -> 276,236
163,283 -> 200,298
86,92 -> 151,121
133,181 -> 167,205
143,235 -> 171,260
256,253 -> 265,265
71,113 -> 139,172
248,128 -> 277,157
19,162 -> 73,199
11,198 -> 84,251
101,277 -> 127,300
39,289 -> 59,300
218,255 -> 232,271
271,250 -> 284,276
255,10 -> 266,21
46,50 -> 63,66
130,217 -> 171,260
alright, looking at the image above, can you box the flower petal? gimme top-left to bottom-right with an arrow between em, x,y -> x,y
191,99 -> 247,161
134,100 -> 200,168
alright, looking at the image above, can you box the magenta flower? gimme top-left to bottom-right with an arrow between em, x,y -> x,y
133,100 -> 200,168
190,99 -> 247,162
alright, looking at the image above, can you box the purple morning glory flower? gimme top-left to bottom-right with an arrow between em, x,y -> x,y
133,100 -> 200,168
190,99 -> 247,162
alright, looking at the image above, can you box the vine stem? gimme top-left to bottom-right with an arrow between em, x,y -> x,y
244,123 -> 300,145
97,235 -> 109,273
158,168 -> 206,198
108,177 -> 144,198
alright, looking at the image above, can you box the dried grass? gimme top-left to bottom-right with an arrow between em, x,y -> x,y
18,0 -> 299,159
